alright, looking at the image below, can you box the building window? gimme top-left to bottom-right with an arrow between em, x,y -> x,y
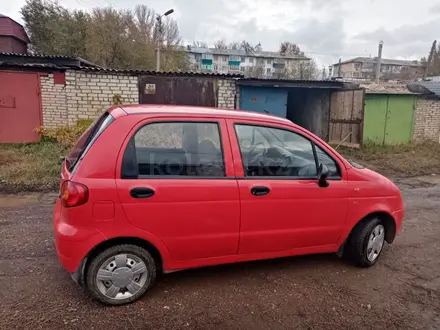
214,55 -> 218,61
229,55 -> 240,61
240,66 -> 245,72
241,57 -> 245,63
222,56 -> 228,62
202,53 -> 213,60
354,63 -> 361,70
267,59 -> 272,65
214,65 -> 218,71
266,68 -> 271,74
249,58 -> 254,64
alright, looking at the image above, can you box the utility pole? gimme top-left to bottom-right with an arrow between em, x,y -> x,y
375,40 -> 384,83
156,9 -> 174,71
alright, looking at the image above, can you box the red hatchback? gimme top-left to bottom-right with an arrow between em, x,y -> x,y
53,105 -> 404,305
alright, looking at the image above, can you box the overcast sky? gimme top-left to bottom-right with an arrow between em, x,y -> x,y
3,0 -> 440,68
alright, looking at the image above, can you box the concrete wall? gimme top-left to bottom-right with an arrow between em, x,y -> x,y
40,70 -> 237,128
413,97 -> 440,143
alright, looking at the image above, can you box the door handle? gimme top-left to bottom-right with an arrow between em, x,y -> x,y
251,186 -> 270,196
130,187 -> 155,199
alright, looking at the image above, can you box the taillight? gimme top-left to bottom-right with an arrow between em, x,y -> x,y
61,181 -> 89,207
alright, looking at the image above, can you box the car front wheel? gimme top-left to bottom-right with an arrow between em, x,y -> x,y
85,244 -> 156,305
348,217 -> 386,267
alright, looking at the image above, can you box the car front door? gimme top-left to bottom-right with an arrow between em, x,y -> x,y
227,119 -> 349,255
116,117 -> 240,262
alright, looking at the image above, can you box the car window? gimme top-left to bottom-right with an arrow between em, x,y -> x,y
315,145 -> 341,178
126,122 -> 225,177
235,124 -> 318,177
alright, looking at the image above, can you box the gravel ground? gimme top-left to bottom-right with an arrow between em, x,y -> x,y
1,176 -> 440,329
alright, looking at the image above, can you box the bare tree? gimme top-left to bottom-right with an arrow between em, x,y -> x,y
214,39 -> 227,49
192,40 -> 208,48
287,59 -> 318,79
228,41 -> 240,50
279,41 -> 304,56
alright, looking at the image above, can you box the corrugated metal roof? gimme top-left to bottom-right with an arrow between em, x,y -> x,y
361,83 -> 418,95
78,66 -> 244,78
0,61 -> 244,78
416,81 -> 440,97
237,77 -> 352,89
0,52 -> 101,67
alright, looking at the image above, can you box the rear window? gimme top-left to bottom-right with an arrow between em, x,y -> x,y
67,112 -> 114,172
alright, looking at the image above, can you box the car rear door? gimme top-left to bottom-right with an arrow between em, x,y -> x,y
116,116 -> 240,262
227,119 -> 349,255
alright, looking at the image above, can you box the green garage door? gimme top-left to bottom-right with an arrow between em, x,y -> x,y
385,95 -> 416,144
363,94 -> 416,144
363,95 -> 388,144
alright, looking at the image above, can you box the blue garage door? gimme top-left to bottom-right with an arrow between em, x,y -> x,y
240,86 -> 287,118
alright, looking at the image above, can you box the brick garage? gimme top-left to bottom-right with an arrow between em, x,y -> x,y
413,97 -> 440,143
41,69 -> 240,129
40,71 -> 138,128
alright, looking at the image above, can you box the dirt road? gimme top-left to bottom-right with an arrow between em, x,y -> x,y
1,176 -> 440,329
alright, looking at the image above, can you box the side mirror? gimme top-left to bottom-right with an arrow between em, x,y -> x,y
318,163 -> 330,188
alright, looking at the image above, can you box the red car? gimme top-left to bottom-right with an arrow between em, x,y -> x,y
53,105 -> 404,305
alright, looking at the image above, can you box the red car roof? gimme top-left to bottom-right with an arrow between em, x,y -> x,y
108,104 -> 293,125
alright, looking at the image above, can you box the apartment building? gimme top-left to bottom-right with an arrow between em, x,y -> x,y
329,57 -> 426,81
186,47 -> 310,78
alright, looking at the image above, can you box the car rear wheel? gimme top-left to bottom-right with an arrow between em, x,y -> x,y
85,244 -> 156,305
348,217 -> 386,267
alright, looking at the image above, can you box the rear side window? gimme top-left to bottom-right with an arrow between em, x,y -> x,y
122,121 -> 225,178
67,112 -> 114,172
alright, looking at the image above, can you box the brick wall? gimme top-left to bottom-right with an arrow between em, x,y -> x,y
40,70 -> 138,128
40,74 -> 68,128
65,71 -> 138,125
413,97 -> 440,143
40,71 -> 238,128
217,79 -> 236,109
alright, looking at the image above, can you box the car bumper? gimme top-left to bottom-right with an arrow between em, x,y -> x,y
53,200 -> 106,278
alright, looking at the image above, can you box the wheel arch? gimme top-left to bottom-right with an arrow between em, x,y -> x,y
82,236 -> 164,284
337,211 -> 397,256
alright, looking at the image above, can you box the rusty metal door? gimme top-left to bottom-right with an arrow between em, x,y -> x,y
328,89 -> 364,147
0,72 -> 42,143
139,76 -> 216,106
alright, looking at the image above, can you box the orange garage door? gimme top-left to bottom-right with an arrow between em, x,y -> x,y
0,72 -> 42,143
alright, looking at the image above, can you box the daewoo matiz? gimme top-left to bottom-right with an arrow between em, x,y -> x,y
54,105 -> 404,305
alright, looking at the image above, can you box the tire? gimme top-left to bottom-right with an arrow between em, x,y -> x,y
85,244 -> 156,305
348,217 -> 386,268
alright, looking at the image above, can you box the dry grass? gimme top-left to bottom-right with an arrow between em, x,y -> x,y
338,140 -> 440,177
0,142 -> 65,193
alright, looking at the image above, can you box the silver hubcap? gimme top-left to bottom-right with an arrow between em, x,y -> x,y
367,224 -> 385,262
96,254 -> 148,300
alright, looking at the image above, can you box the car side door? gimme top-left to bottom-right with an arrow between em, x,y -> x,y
227,119 -> 349,255
116,116 -> 240,262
